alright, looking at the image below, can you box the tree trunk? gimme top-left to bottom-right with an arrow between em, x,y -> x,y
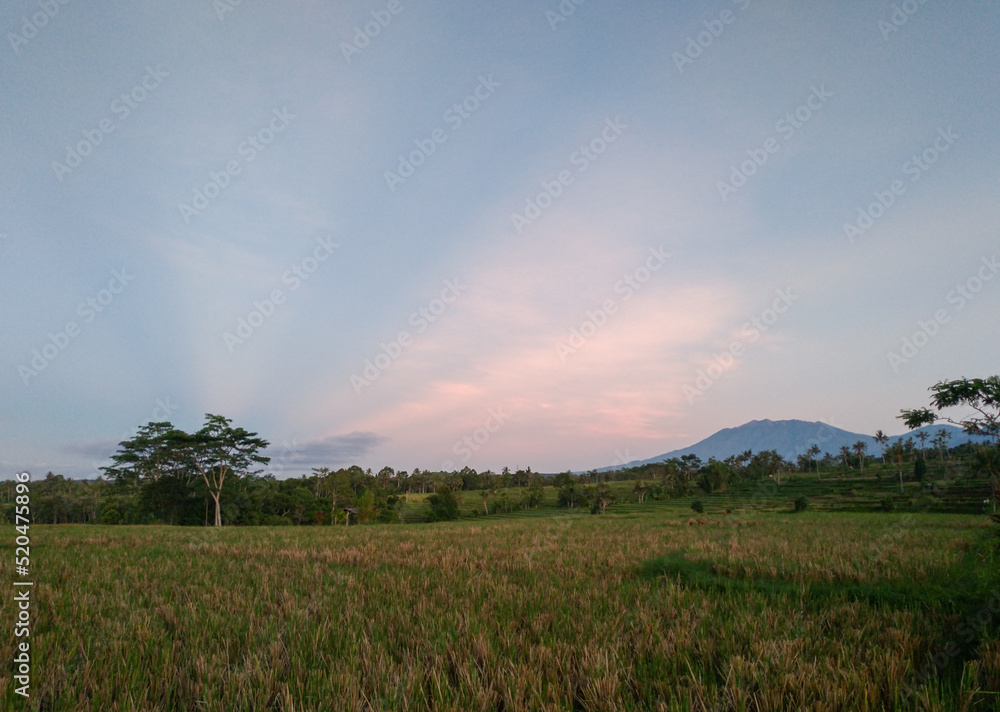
212,491 -> 222,526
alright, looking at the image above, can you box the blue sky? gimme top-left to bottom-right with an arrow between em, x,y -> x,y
2,0 -> 998,478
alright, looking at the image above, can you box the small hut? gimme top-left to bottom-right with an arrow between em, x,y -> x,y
340,507 -> 359,525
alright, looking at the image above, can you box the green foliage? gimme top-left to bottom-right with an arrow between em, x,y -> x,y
552,471 -> 574,488
880,496 -> 896,513
745,450 -> 788,481
525,475 -> 545,508
98,500 -> 123,525
427,486 -> 460,521
691,499 -> 704,513
587,482 -> 615,514
357,490 -> 377,523
698,459 -> 731,493
973,446 -> 1000,480
900,376 -> 1000,439
900,376 -> 1000,489
794,496 -> 809,512
101,422 -> 189,486
19,408 -> 1000,529
914,456 -> 928,482
556,483 -> 586,508
101,413 -> 269,527
138,474 -> 202,525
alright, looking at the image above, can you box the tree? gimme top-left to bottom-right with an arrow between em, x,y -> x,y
900,376 -> 1000,494
139,472 -> 200,525
900,377 -> 1000,443
698,459 -> 731,494
874,430 -> 889,465
487,474 -> 500,513
807,444 -> 821,474
680,454 -> 703,481
887,441 -> 906,493
375,466 -> 395,490
914,429 -> 930,458
553,471 -> 575,488
511,467 -> 531,488
357,489 -> 377,523
746,450 -> 786,483
102,421 -> 188,486
98,500 -> 123,524
459,466 -> 480,492
852,441 -> 868,475
427,485 -> 460,521
557,482 -> 586,508
839,446 -> 852,476
932,428 -> 952,461
316,467 -> 353,524
104,422 -> 195,523
633,478 -> 651,503
589,482 -> 615,514
525,474 -> 545,507
409,468 -> 429,494
479,489 -> 490,515
176,414 -> 270,527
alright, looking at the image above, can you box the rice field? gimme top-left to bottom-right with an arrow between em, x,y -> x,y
3,510 -> 999,711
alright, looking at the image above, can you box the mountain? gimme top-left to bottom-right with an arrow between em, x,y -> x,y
603,419 -> 983,470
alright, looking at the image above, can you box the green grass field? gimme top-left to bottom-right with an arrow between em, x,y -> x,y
3,499 -> 1000,710
403,463 -> 993,523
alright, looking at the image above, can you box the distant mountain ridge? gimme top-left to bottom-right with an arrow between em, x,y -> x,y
603,419 -> 983,471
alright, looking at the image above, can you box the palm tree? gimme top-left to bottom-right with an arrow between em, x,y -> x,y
807,445 -> 821,478
839,445 -> 852,476
914,429 -> 930,458
887,441 -> 906,493
933,428 -> 952,460
852,441 -> 868,475
874,430 -> 889,465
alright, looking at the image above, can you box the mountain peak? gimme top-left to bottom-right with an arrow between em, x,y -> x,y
602,419 -> 981,470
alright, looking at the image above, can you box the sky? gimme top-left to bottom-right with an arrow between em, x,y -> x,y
1,0 -> 998,478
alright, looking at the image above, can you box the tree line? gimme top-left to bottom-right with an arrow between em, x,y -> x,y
3,377 -> 997,526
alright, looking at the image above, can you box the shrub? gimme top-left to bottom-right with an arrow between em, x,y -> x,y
880,496 -> 895,513
427,486 -> 460,521
98,501 -> 123,525
691,499 -> 704,513
794,496 -> 809,513
914,456 -> 928,482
